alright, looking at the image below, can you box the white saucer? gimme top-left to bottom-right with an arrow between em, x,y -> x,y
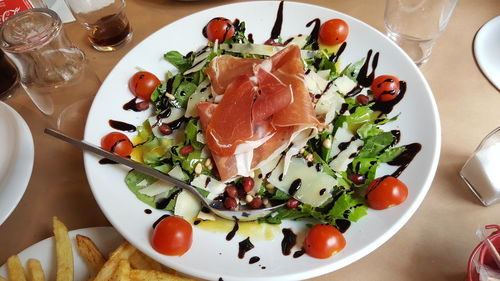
474,16 -> 500,90
0,227 -> 122,280
0,102 -> 34,225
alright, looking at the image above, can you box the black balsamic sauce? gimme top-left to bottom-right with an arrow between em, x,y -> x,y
293,249 -> 306,258
218,278 -> 224,281
315,163 -> 322,172
265,1 -> 284,45
371,81 -> 407,114
307,161 -> 314,167
155,189 -> 181,209
152,214 -> 170,229
319,188 -> 326,196
226,220 -> 239,241
109,120 -> 136,132
281,228 -> 297,256
144,209 -> 152,214
201,206 -> 211,213
391,130 -> 401,145
194,220 -> 201,225
339,103 -> 349,115
329,42 -> 347,63
388,143 -> 422,177
99,158 -> 117,164
335,219 -> 351,233
249,256 -> 260,264
288,179 -> 302,196
357,50 -> 379,87
345,85 -> 363,98
122,97 -> 148,112
305,18 -> 321,50
238,237 -> 254,259
248,33 -> 254,43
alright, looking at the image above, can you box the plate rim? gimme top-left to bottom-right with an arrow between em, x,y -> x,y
0,101 -> 34,226
473,15 -> 500,90
83,1 -> 441,280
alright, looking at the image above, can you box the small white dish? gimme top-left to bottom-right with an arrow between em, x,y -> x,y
0,102 -> 34,225
474,16 -> 500,90
0,227 -> 122,280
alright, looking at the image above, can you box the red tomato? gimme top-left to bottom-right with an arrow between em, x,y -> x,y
304,224 -> 346,259
366,176 -> 408,210
152,216 -> 193,256
319,19 -> 349,46
205,17 -> 235,43
101,132 -> 133,157
129,71 -> 161,101
370,75 -> 400,102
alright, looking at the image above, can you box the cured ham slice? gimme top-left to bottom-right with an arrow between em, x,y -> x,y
199,45 -> 319,181
206,55 -> 262,95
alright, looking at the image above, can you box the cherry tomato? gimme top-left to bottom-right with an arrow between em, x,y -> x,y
101,132 -> 133,157
152,216 -> 193,256
303,224 -> 346,259
370,75 -> 400,102
319,19 -> 349,46
205,17 -> 235,43
366,176 -> 408,210
129,71 -> 161,101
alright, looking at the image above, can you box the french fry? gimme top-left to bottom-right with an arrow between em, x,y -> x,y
27,259 -> 45,281
7,255 -> 27,281
52,216 -> 73,281
76,234 -> 106,275
0,276 -> 7,281
128,251 -> 162,271
94,241 -> 136,281
130,270 -> 194,281
110,259 -> 131,281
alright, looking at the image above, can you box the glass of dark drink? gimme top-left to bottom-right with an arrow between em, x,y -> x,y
0,49 -> 19,100
64,0 -> 133,52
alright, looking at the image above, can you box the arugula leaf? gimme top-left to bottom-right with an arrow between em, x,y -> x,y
185,118 -> 203,150
258,208 -> 308,224
378,146 -> 406,163
357,132 -> 394,158
164,51 -> 192,73
271,189 -> 291,200
357,123 -> 383,139
327,193 -> 366,221
342,58 -> 365,81
125,170 -> 157,208
174,82 -> 197,108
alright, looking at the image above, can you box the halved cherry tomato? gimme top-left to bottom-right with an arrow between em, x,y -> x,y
370,75 -> 400,102
366,176 -> 408,210
152,216 -> 193,256
129,71 -> 161,101
319,19 -> 349,46
304,224 -> 346,259
101,132 -> 133,157
205,17 -> 235,43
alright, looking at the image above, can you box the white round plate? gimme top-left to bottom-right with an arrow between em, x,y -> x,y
0,227 -> 122,280
474,15 -> 500,90
83,2 -> 440,280
0,102 -> 34,225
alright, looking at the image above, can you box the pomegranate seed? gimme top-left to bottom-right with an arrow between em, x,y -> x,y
287,198 -> 299,209
348,173 -> 365,185
159,124 -> 172,135
224,197 -> 237,210
356,94 -> 369,105
179,145 -> 195,156
237,186 -> 246,198
249,197 -> 262,209
225,185 -> 238,198
242,177 -> 254,193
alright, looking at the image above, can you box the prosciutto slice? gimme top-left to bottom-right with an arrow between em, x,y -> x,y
198,45 -> 319,181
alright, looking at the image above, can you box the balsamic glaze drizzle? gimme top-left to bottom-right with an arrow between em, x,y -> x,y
281,228 -> 297,256
109,120 -> 136,132
238,237 -> 254,259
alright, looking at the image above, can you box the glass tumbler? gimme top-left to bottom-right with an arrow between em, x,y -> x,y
0,8 -> 100,134
460,127 -> 500,206
64,0 -> 132,52
385,0 -> 457,66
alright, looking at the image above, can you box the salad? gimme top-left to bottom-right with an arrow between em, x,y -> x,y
100,10 -> 419,260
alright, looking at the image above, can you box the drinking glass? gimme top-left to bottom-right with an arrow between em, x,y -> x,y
64,0 -> 132,52
384,0 -> 457,66
0,8 -> 100,134
460,127 -> 500,206
0,50 -> 19,100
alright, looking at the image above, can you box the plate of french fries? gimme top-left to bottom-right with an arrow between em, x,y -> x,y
0,217 -> 194,281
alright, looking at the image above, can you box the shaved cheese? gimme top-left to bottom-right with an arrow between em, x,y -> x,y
219,43 -> 317,59
284,35 -> 307,48
330,123 -> 354,158
183,46 -> 211,75
330,139 -> 364,172
196,131 -> 205,144
168,165 -> 188,181
334,75 -> 357,95
197,210 -> 216,221
136,179 -> 149,187
185,79 -> 212,117
315,88 -> 344,124
305,69 -> 330,95
174,190 -> 201,220
138,180 -> 175,197
235,150 -> 253,177
268,158 -> 337,207
283,127 -> 317,173
191,174 -> 226,200
149,108 -> 186,139
234,133 -> 275,154
316,70 -> 330,80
